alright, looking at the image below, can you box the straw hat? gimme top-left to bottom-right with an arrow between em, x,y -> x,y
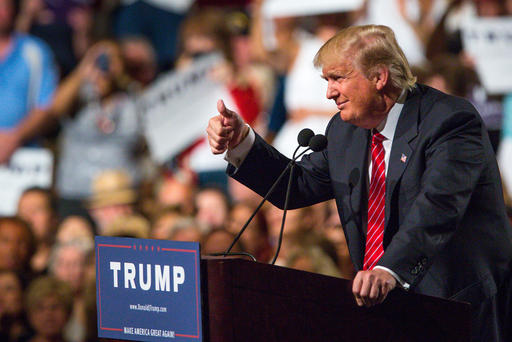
88,170 -> 137,209
103,214 -> 150,239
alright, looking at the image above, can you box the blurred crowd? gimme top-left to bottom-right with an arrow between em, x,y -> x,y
1,0 -> 512,341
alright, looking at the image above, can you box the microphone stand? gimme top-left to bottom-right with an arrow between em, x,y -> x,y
269,133 -> 328,264
222,145 -> 311,260
270,157 -> 295,265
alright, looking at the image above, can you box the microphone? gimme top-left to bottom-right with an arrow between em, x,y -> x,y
309,134 -> 328,152
270,132 -> 327,265
222,129 -> 324,260
297,128 -> 314,147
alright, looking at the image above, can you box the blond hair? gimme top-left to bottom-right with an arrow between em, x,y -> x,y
25,276 -> 73,315
314,25 -> 416,91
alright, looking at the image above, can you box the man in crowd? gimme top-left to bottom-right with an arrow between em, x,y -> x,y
0,0 -> 58,164
207,25 -> 512,341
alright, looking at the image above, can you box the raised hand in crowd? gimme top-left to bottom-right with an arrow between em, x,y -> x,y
49,41 -> 124,118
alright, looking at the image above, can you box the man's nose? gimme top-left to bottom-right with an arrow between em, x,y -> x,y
326,83 -> 338,99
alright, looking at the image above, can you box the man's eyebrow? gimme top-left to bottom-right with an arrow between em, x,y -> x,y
321,70 -> 346,80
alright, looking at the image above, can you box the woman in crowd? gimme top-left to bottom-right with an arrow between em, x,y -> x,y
48,40 -> 145,219
24,276 -> 73,342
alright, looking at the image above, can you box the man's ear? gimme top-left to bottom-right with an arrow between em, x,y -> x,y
373,66 -> 389,91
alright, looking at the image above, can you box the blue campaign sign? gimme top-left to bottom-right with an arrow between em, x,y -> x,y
95,236 -> 202,341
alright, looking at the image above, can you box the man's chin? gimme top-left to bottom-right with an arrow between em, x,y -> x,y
339,112 -> 357,125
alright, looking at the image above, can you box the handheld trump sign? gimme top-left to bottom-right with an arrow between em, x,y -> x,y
95,236 -> 202,341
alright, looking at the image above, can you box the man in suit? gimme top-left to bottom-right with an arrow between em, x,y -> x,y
207,25 -> 512,341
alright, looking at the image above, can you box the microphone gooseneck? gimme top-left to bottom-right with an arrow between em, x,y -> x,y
270,132 -> 328,265
222,129 -> 328,263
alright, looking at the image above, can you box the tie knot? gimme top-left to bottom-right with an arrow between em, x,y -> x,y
372,132 -> 386,145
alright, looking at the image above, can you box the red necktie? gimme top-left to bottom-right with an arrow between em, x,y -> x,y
363,132 -> 386,270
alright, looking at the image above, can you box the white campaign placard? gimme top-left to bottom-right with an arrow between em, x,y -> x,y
0,148 -> 53,215
262,0 -> 363,18
140,54 -> 235,164
462,17 -> 512,95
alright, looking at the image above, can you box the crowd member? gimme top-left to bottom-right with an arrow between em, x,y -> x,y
425,0 -> 507,151
285,245 -> 341,278
226,201 -> 272,262
361,0 -> 446,66
0,0 -> 58,164
201,228 -> 245,256
0,217 -> 36,282
0,270 -> 31,342
15,0 -> 96,76
49,240 -> 93,342
24,276 -> 73,342
17,187 -> 57,273
263,206 -> 322,265
103,214 -> 151,239
250,1 -> 339,157
49,41 -> 144,219
167,217 -> 204,242
120,35 -> 158,90
207,24 -> 512,341
194,187 -> 230,230
323,200 -> 355,279
175,8 -> 262,190
114,0 -> 193,71
86,169 -> 139,234
150,207 -> 184,240
412,54 -> 473,97
55,216 -> 95,245
154,172 -> 197,216
265,205 -> 315,244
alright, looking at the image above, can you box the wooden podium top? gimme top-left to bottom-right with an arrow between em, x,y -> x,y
202,258 -> 471,342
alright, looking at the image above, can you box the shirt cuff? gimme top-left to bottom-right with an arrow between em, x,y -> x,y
224,124 -> 255,168
374,266 -> 410,291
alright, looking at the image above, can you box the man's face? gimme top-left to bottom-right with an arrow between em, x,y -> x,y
0,272 -> 23,316
322,60 -> 384,129
53,246 -> 85,292
0,222 -> 31,271
18,191 -> 54,242
28,295 -> 69,338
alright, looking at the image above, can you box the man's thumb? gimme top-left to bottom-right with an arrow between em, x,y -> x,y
217,99 -> 233,120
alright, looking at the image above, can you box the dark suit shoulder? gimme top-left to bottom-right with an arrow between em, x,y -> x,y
414,84 -> 481,123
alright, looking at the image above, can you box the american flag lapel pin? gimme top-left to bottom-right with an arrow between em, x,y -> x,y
401,153 -> 407,163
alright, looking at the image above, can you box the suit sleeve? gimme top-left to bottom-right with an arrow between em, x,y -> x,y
228,132 -> 334,209
377,110 -> 486,287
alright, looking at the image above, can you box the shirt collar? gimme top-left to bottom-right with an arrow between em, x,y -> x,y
375,89 -> 407,141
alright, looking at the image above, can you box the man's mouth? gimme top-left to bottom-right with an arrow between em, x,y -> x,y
337,100 -> 348,109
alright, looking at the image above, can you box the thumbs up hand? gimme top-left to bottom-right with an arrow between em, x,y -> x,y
207,99 -> 249,154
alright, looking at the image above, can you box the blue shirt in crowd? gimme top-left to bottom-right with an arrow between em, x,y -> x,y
0,34 -> 58,129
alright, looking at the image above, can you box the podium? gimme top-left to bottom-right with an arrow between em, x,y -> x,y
201,258 -> 471,342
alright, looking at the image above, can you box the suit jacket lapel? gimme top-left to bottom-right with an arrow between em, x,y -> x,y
385,89 -> 420,228
342,128 -> 370,270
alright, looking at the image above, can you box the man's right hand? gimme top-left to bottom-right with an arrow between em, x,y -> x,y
207,99 -> 248,154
